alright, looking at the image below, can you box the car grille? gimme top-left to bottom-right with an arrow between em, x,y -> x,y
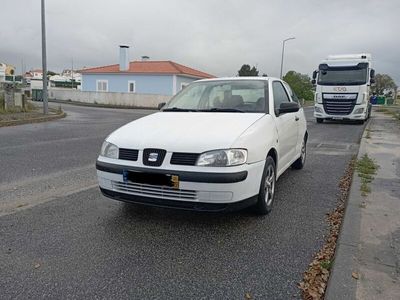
112,181 -> 197,201
143,149 -> 166,167
170,152 -> 200,166
322,98 -> 356,115
119,148 -> 139,161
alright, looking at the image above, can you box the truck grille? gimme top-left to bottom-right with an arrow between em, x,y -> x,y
119,148 -> 139,161
112,181 -> 197,201
323,99 -> 356,115
170,152 -> 199,165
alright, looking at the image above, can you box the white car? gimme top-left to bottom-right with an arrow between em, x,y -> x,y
96,77 -> 307,214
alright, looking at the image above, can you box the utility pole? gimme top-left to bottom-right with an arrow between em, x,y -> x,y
41,0 -> 48,114
280,37 -> 295,79
71,58 -> 74,89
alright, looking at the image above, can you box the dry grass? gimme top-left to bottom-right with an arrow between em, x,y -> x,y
356,154 -> 379,196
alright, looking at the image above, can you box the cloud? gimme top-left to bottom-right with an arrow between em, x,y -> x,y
1,0 -> 399,84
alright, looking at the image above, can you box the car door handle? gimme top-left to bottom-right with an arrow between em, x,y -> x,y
295,116 -> 299,121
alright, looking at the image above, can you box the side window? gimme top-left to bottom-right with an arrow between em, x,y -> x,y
283,82 -> 300,104
128,81 -> 135,93
272,81 -> 290,112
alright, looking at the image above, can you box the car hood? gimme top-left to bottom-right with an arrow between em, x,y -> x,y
107,112 -> 265,153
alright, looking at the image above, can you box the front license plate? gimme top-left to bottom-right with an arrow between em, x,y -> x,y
332,117 -> 343,120
123,170 -> 179,189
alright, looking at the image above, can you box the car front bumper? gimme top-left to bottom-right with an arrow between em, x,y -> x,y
314,104 -> 368,120
96,159 -> 264,211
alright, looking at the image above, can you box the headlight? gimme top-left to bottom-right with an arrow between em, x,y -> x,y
354,108 -> 364,114
315,106 -> 323,113
196,149 -> 247,167
100,141 -> 119,159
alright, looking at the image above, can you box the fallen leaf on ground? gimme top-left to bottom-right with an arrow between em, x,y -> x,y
299,158 -> 356,300
34,263 -> 41,269
352,272 -> 359,280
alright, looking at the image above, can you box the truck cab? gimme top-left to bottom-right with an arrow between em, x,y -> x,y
312,53 -> 375,124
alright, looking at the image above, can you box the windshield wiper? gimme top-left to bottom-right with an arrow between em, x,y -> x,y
199,108 -> 244,113
163,107 -> 198,112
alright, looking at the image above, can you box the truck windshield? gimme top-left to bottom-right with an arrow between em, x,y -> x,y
163,80 -> 268,113
317,65 -> 368,86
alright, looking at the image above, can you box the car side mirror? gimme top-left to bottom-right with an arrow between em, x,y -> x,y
370,78 -> 375,84
276,102 -> 300,116
311,79 -> 316,85
157,102 -> 166,110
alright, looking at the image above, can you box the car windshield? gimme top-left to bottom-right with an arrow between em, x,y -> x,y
163,80 -> 267,113
317,64 -> 368,86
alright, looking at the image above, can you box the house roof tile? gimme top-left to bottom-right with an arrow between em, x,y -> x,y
80,61 -> 214,78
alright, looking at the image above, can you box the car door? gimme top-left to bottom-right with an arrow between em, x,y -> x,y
272,81 -> 299,173
283,82 -> 303,152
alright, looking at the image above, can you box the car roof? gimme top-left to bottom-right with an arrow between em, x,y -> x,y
196,76 -> 281,83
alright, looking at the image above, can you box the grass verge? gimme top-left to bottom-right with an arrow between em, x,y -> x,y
356,154 -> 379,196
299,157 -> 356,299
0,102 -> 66,127
375,106 -> 400,121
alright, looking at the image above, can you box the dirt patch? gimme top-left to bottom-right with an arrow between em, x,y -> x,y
299,157 -> 356,299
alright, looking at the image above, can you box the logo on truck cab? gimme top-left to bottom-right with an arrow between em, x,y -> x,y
333,87 -> 347,92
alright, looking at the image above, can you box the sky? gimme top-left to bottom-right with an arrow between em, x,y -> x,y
1,0 -> 399,84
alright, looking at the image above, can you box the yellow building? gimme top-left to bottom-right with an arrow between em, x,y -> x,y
5,64 -> 15,76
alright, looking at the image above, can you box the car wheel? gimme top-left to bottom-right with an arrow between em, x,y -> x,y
254,156 -> 276,215
316,118 -> 323,123
292,137 -> 306,170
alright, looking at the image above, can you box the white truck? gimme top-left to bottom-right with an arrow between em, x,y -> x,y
312,54 -> 375,124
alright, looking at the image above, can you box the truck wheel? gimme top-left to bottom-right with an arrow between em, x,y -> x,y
316,118 -> 323,123
292,137 -> 306,170
254,157 -> 276,215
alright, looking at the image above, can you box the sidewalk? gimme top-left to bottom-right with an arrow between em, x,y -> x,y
326,110 -> 400,299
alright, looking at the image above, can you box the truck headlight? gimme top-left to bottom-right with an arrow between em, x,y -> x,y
354,108 -> 364,114
196,149 -> 247,167
100,141 -> 119,159
315,106 -> 323,113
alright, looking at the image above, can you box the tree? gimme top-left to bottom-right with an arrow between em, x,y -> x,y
47,70 -> 57,76
283,70 -> 314,101
371,73 -> 397,96
238,64 -> 259,76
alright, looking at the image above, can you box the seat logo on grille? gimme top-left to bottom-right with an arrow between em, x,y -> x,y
148,153 -> 158,162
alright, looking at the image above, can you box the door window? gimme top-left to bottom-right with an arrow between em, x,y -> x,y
272,81 -> 291,113
283,82 -> 299,103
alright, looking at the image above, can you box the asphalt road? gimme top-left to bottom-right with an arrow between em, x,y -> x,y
0,103 -> 365,299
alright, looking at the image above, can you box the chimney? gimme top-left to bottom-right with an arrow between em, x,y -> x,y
119,45 -> 129,71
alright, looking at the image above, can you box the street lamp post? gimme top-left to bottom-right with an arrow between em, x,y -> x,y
41,0 -> 48,114
280,37 -> 295,79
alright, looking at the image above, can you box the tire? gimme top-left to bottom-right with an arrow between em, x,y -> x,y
356,120 -> 365,125
316,118 -> 323,123
254,157 -> 276,215
292,137 -> 307,170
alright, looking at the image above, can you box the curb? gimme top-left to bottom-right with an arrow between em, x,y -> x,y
325,119 -> 371,299
0,112 -> 66,127
48,99 -> 158,110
